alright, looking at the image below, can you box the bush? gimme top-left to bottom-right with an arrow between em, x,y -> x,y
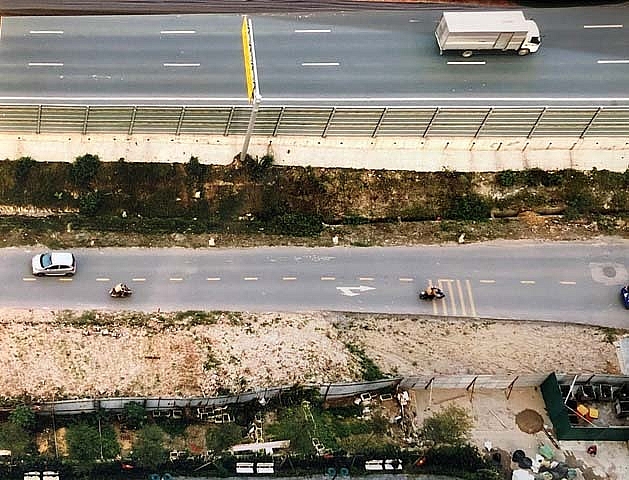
78,191 -> 103,216
70,154 -> 101,189
123,402 -> 146,430
445,194 -> 492,221
185,155 -> 206,181
423,444 -> 496,478
345,343 -> 386,381
14,156 -> 36,184
421,404 -> 473,446
272,213 -> 323,237
66,422 -> 119,463
0,421 -> 31,456
495,169 -> 517,188
564,191 -> 596,219
242,154 -> 274,181
134,425 -> 167,469
9,405 -> 36,432
206,423 -> 243,453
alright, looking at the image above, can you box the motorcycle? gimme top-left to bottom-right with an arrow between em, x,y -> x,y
109,284 -> 132,298
419,287 -> 445,301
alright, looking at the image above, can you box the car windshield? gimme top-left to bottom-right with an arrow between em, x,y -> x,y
41,253 -> 52,268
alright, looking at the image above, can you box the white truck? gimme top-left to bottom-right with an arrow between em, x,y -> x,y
435,11 -> 541,57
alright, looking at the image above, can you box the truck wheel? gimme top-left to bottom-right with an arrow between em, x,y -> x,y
462,50 -> 473,58
517,48 -> 530,56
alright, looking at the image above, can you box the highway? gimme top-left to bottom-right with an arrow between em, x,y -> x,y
0,6 -> 628,105
5,241 -> 629,328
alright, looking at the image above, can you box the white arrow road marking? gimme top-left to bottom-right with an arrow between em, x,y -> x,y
336,285 -> 376,297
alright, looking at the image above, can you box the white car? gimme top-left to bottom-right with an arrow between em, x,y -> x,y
32,251 -> 76,276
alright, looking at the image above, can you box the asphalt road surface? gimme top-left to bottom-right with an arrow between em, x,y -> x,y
0,6 -> 629,105
5,241 -> 629,328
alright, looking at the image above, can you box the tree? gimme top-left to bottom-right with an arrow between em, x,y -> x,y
205,423 -> 242,453
66,422 -> 119,463
123,402 -> 147,430
134,425 -> 167,469
9,405 -> 36,432
0,422 -> 31,456
70,153 -> 101,189
421,404 -> 473,446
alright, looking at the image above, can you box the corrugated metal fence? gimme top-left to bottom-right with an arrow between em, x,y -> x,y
37,372 -> 629,416
2,105 -> 629,137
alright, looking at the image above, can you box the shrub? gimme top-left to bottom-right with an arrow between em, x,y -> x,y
0,421 -> 31,456
345,343 -> 386,381
495,169 -> 517,188
206,423 -> 243,453
70,154 -> 101,189
185,155 -> 206,181
134,424 -> 167,469
445,193 -> 492,221
241,154 -> 274,181
66,422 -> 119,463
123,402 -> 146,430
521,167 -> 548,187
9,405 -> 36,432
564,191 -> 596,219
78,191 -> 103,216
272,212 -> 323,237
14,156 -> 36,184
423,444 -> 496,478
421,404 -> 473,446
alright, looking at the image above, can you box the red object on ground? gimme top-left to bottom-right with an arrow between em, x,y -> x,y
587,445 -> 597,456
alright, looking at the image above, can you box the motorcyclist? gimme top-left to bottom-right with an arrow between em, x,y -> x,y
111,283 -> 130,296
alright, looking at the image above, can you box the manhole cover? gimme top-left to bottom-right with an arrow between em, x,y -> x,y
603,266 -> 617,277
515,409 -> 544,434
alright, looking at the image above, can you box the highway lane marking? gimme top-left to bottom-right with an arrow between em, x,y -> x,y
479,279 -> 495,284
28,62 -> 64,67
132,278 -> 146,282
456,279 -> 466,316
301,62 -> 340,67
282,276 -> 297,281
58,278 -> 73,282
96,278 -> 110,282
160,30 -> 197,34
170,277 -> 183,282
244,277 -> 258,281
163,63 -> 201,67
399,277 -> 414,282
321,276 -> 336,281
560,281 -> 577,285
359,277 -> 374,281
22,278 -> 36,282
584,24 -> 623,29
207,277 -> 221,281
597,59 -> 629,64
294,29 -> 331,33
29,30 -> 64,34
520,280 -> 536,284
447,61 -> 486,65
466,279 -> 477,317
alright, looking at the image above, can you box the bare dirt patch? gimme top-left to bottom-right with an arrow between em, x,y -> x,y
0,309 -> 621,402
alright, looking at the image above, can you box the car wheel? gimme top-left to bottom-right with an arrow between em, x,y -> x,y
34,272 -> 44,277
462,50 -> 473,58
66,272 -> 74,277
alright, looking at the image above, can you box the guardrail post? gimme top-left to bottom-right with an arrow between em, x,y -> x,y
505,375 -> 519,400
176,107 -> 186,136
128,106 -> 137,136
322,108 -> 336,138
272,107 -> 285,137
423,108 -> 439,137
82,106 -> 90,135
372,108 -> 387,138
36,105 -> 43,134
224,107 -> 235,136
528,107 -> 546,138
580,107 -> 601,138
475,108 -> 492,137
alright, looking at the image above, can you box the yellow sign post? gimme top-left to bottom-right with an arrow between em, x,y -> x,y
240,16 -> 261,162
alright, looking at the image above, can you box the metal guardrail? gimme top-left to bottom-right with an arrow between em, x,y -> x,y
1,105 -> 629,137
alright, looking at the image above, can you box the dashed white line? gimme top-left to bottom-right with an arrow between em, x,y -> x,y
22,278 -> 36,282
244,277 -> 258,281
160,30 -> 197,34
321,276 -> 336,281
132,278 -> 146,282
399,277 -> 414,282
96,278 -> 110,282
294,29 -> 331,33
29,30 -> 64,34
479,279 -> 496,284
597,59 -> 629,64
560,281 -> 577,285
170,277 -> 183,282
359,277 -> 374,281
584,24 -> 623,29
520,280 -> 536,284
282,276 -> 297,281
58,278 -> 73,282
28,62 -> 63,67
207,277 -> 221,281
163,63 -> 201,67
301,62 -> 340,67
447,61 -> 486,65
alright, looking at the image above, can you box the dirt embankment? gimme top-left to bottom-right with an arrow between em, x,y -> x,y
0,309 -> 619,402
